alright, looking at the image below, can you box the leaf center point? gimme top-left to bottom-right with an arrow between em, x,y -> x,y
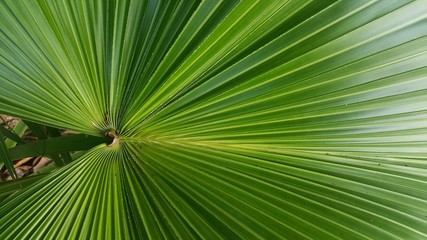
105,129 -> 120,147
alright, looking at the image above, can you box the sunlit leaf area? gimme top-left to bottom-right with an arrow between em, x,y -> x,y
1,0 -> 427,239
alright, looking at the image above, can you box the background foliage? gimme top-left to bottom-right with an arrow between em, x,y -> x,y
1,0 -> 427,239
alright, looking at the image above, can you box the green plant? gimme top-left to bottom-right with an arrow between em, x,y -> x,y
1,0 -> 427,239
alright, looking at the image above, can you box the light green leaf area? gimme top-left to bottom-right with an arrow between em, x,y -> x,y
1,0 -> 427,239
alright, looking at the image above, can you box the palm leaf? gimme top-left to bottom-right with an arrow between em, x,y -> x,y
1,0 -> 427,239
